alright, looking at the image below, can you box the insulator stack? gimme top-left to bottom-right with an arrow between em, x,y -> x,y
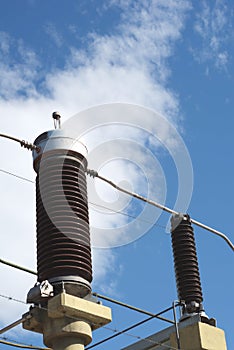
32,129 -> 92,298
171,214 -> 204,316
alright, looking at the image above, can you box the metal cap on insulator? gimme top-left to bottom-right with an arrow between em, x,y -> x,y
31,126 -> 92,300
171,213 -> 205,319
32,129 -> 88,171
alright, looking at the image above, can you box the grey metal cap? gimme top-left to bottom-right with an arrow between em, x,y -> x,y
170,213 -> 188,232
32,129 -> 88,164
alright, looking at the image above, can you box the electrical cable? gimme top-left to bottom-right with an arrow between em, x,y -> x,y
0,291 -> 179,350
0,332 -> 178,350
0,337 -> 49,350
85,304 -> 179,350
0,258 -> 37,276
92,293 -> 174,325
0,168 -> 166,230
0,167 -> 231,346
0,294 -> 27,305
0,292 -> 174,325
0,294 -> 181,350
1,165 -> 233,250
0,291 -> 177,348
0,134 -> 39,152
86,169 -> 234,251
86,332 -> 181,350
0,134 -> 233,250
0,134 -> 230,348
90,201 -> 166,229
0,316 -> 31,335
0,169 -> 34,184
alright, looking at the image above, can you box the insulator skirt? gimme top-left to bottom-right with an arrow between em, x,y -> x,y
171,216 -> 203,304
35,152 -> 92,288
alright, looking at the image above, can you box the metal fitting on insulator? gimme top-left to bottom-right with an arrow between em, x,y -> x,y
171,213 -> 205,319
86,169 -> 98,178
52,111 -> 61,129
20,140 -> 40,152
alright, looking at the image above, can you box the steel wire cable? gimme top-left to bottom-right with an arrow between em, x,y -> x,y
0,258 -> 37,276
0,134 -> 39,152
0,337 -> 50,349
0,134 -> 231,348
0,133 -> 233,250
85,304 -> 177,349
0,168 -> 166,230
86,169 -> 234,251
0,293 -> 182,350
0,294 -> 27,305
0,169 -> 35,184
0,316 -> 31,335
0,293 -> 174,326
92,293 -> 174,324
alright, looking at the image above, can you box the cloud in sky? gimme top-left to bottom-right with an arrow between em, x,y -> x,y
193,0 -> 232,69
0,0 -> 192,113
0,0 -> 193,329
0,31 -> 40,100
44,22 -> 63,48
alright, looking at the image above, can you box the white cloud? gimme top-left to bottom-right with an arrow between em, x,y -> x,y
73,0 -> 191,83
92,249 -> 122,296
0,33 -> 40,100
0,0 -> 192,332
193,0 -> 232,69
0,31 -> 11,55
44,22 -> 63,48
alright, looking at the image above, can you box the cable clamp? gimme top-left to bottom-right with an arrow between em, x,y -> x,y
20,140 -> 40,152
86,169 -> 98,178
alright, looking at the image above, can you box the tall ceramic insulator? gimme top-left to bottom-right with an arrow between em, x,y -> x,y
32,129 -> 92,297
171,213 -> 204,316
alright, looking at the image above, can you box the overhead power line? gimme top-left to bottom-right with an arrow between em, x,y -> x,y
0,258 -> 37,276
0,293 -> 27,305
0,290 -> 179,350
89,200 -> 166,229
0,286 -> 173,326
92,292 -> 174,324
0,338 -> 49,350
85,304 -> 180,350
1,167 -> 233,281
1,133 -> 233,250
0,316 -> 31,335
0,294 -> 178,348
0,169 -> 34,184
0,294 -> 181,350
0,168 -> 166,229
1,165 -> 233,250
86,169 -> 234,251
0,133 -> 39,152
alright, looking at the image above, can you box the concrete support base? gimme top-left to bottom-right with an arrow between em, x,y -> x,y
52,338 -> 84,350
23,293 -> 112,350
43,317 -> 92,349
170,322 -> 227,350
122,315 -> 227,350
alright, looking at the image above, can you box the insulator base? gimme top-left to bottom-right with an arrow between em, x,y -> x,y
49,276 -> 91,298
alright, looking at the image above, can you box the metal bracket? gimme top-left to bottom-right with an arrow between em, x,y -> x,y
27,280 -> 54,304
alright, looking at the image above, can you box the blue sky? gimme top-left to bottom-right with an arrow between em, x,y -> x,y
0,0 -> 233,349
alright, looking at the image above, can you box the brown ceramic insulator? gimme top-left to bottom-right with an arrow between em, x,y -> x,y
171,215 -> 203,306
35,151 -> 92,291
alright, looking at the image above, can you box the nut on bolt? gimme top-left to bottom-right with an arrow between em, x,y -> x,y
52,111 -> 61,120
